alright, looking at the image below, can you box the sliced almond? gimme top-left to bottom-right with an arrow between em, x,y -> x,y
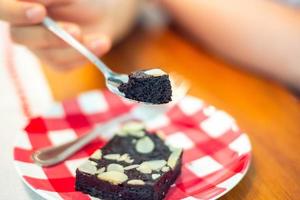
125,158 -> 134,164
135,136 -> 155,154
96,167 -> 105,174
90,149 -> 102,160
129,130 -> 145,138
103,154 -> 121,160
107,164 -> 124,173
116,130 -> 127,137
124,164 -> 140,170
122,122 -> 145,133
78,160 -> 98,175
137,164 -> 152,174
89,160 -> 98,166
127,179 -> 145,185
118,153 -> 130,162
142,160 -> 166,171
97,171 -> 128,185
144,69 -> 166,77
167,148 -> 182,169
152,174 -> 161,180
168,145 -> 181,152
161,166 -> 170,172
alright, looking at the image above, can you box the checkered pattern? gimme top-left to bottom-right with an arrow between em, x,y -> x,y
13,90 -> 251,200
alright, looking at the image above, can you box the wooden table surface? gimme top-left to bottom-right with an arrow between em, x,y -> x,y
42,26 -> 300,200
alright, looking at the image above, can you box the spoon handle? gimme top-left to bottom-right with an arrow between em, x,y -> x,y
42,16 -> 112,76
32,114 -> 131,167
32,104 -> 170,167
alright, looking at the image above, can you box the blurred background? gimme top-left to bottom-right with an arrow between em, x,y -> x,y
0,0 -> 299,200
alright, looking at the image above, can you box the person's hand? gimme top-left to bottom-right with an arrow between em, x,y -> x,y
0,0 -> 140,70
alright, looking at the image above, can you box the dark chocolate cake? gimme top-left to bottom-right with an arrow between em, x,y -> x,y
118,69 -> 172,104
75,122 -> 182,200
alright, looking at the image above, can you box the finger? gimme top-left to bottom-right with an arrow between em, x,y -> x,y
23,0 -> 76,7
36,47 -> 87,65
47,1 -> 104,23
41,57 -> 87,71
35,37 -> 110,66
33,35 -> 111,70
10,22 -> 81,49
34,48 -> 88,70
83,34 -> 112,57
0,0 -> 46,25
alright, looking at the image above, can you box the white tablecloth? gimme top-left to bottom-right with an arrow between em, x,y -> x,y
0,21 -> 53,200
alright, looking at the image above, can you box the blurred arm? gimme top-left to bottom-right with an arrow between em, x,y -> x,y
161,0 -> 300,89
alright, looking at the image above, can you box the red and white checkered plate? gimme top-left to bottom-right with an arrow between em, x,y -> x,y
13,90 -> 251,200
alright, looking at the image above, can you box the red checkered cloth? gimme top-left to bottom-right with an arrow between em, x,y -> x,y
13,90 -> 251,200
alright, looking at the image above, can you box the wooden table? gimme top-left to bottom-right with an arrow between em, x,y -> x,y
42,26 -> 300,200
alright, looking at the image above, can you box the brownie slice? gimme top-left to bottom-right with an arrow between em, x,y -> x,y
75,122 -> 182,200
118,69 -> 172,104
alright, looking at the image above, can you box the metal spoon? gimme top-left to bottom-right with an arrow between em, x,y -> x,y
42,16 -> 128,98
43,17 -> 187,104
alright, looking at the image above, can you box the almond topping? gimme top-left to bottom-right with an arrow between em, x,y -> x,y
97,171 -> 128,185
136,136 -> 155,154
127,179 -> 145,185
144,69 -> 166,77
103,154 -> 121,160
89,160 -> 98,166
107,164 -> 124,173
152,174 -> 161,180
125,158 -> 134,164
142,160 -> 166,171
118,153 -> 130,162
124,164 -> 140,170
137,164 -> 152,174
78,160 -> 97,175
168,146 -> 181,152
122,122 -> 145,133
90,149 -> 102,160
129,130 -> 145,138
117,131 -> 127,137
167,149 -> 182,169
161,166 -> 170,172
97,167 -> 105,174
